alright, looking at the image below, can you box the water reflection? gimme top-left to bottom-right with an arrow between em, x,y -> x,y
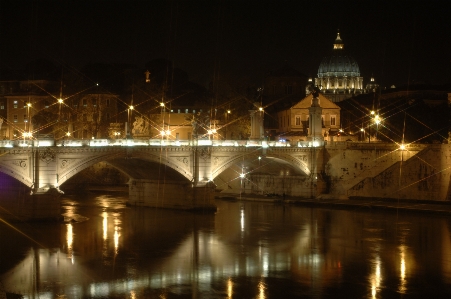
1,196 -> 451,298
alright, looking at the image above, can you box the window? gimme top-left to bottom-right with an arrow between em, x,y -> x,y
73,103 -> 78,108
13,100 -> 18,108
178,109 -> 181,113
24,115 -> 27,122
92,99 -> 97,107
0,102 -> 4,109
330,115 -> 336,126
295,115 -> 301,126
13,114 -> 18,122
45,101 -> 49,108
193,110 -> 196,114
185,109 -> 188,113
321,115 -> 325,126
106,99 -> 110,107
176,132 -> 179,140
83,99 -> 87,107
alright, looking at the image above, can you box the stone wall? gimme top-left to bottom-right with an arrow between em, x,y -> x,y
128,179 -> 216,211
346,144 -> 451,201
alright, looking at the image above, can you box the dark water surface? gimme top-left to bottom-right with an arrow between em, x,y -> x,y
1,194 -> 451,298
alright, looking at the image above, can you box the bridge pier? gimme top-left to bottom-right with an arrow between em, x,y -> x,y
0,172 -> 62,221
128,179 -> 216,211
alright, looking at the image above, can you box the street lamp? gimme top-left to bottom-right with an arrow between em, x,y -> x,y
225,109 -> 231,140
127,105 -> 134,138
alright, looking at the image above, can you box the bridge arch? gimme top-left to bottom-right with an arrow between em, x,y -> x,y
0,164 -> 33,187
211,148 -> 312,180
57,147 -> 194,186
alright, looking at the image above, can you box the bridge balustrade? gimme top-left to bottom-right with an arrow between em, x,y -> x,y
0,138 -> 327,148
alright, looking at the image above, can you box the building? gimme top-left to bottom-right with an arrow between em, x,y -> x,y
0,80 -> 59,140
313,32 -> 364,102
262,66 -> 308,135
276,92 -> 341,142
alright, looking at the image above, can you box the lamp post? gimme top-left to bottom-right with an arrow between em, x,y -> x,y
26,102 -> 31,138
225,109 -> 231,140
127,105 -> 134,139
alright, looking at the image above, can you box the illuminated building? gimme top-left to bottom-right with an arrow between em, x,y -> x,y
313,31 -> 364,102
276,92 -> 341,142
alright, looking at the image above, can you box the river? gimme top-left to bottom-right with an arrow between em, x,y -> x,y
1,193 -> 451,298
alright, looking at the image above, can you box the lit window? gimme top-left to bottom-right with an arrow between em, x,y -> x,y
193,110 -> 196,114
92,99 -> 97,107
13,100 -> 18,108
178,109 -> 180,113
24,115 -> 27,122
185,109 -> 188,113
83,99 -> 87,107
13,114 -> 18,122
0,102 -> 4,109
330,115 -> 336,126
295,115 -> 301,126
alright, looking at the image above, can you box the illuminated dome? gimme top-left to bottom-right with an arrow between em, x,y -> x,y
317,32 -> 360,77
314,32 -> 364,102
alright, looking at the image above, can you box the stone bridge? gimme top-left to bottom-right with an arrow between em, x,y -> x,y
1,138 -> 450,220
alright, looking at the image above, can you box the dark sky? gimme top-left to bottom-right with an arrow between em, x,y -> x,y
1,0 -> 450,89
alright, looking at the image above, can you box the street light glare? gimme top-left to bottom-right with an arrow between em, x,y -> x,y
129,105 -> 134,110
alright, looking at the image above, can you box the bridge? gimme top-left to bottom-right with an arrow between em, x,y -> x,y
1,137 -> 450,221
0,138 -> 324,220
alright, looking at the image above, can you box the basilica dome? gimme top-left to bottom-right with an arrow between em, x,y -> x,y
314,32 -> 364,102
317,53 -> 360,78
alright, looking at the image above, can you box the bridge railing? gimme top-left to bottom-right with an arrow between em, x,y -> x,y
0,138 -> 327,148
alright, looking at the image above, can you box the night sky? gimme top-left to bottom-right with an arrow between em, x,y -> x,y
1,0 -> 450,89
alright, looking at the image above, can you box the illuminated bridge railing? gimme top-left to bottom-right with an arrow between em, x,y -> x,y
0,139 -> 325,148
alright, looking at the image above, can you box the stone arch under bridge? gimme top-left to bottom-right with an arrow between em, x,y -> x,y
210,147 -> 317,179
57,147 -> 195,186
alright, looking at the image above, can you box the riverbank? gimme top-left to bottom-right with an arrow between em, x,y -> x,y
216,194 -> 451,215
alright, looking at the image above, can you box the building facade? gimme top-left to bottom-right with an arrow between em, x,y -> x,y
276,93 -> 341,142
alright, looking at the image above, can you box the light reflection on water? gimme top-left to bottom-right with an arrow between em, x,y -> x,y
1,194 -> 451,298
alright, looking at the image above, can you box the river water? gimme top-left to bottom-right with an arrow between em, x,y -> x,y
1,193 -> 451,298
